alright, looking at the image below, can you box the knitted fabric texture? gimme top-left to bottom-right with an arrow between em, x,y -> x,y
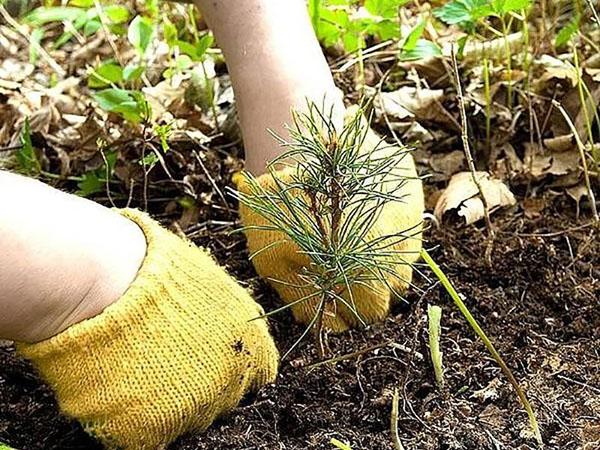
239,107 -> 424,332
18,208 -> 279,450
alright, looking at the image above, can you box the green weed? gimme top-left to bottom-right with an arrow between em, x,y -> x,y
421,249 -> 543,446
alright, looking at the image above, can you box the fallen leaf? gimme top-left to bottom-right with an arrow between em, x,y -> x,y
429,149 -> 465,179
375,86 -> 456,128
566,184 -> 589,217
434,171 -> 516,225
544,134 -> 574,152
523,144 -> 552,179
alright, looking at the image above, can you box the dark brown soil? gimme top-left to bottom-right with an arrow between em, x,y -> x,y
1,180 -> 598,450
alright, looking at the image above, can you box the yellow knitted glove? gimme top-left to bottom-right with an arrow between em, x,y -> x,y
239,107 -> 424,332
17,209 -> 279,450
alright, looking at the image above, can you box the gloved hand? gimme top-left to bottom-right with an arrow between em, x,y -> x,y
18,209 -> 279,450
239,106 -> 424,332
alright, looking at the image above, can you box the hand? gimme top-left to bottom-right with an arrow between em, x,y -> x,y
18,209 -> 279,450
239,107 -> 424,332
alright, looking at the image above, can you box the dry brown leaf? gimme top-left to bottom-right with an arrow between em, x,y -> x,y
535,55 -> 578,90
434,171 -> 516,225
375,86 -> 455,128
566,184 -> 588,205
429,150 -> 465,179
544,134 -> 574,152
523,144 -> 552,179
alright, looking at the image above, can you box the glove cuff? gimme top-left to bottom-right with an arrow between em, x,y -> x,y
18,208 -> 278,449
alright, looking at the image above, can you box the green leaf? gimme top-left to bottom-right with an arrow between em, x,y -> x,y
308,0 -> 322,35
195,33 -> 213,59
0,443 -> 17,450
372,19 -> 400,40
154,123 -> 172,153
139,152 -> 159,167
29,28 -> 44,64
76,171 -> 103,196
174,34 -> 213,61
342,31 -> 361,53
315,8 -> 349,47
402,19 -> 426,53
104,5 -> 130,24
17,118 -> 41,176
69,0 -> 94,7
123,64 -> 145,82
83,18 -> 101,36
175,54 -> 193,71
88,62 -> 123,88
555,15 -> 580,48
163,18 -> 178,47
93,88 -> 150,123
364,0 -> 408,19
24,7 -> 85,26
493,0 -> 531,13
433,0 -> 492,26
128,15 -> 154,55
400,39 -> 442,61
76,152 -> 116,197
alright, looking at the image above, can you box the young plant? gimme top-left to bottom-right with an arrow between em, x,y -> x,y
420,249 -> 543,447
234,101 -> 418,358
434,0 -> 533,106
427,304 -> 444,389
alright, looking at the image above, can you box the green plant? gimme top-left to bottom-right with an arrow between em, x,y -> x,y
399,18 -> 442,61
309,0 -> 411,92
76,150 -> 117,197
420,249 -> 543,446
434,0 -> 533,105
16,118 -> 41,176
234,101 -> 417,358
93,88 -> 151,123
310,0 -> 407,53
23,3 -> 130,49
427,304 -> 444,389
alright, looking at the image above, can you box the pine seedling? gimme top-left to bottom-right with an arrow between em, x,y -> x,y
233,101 -> 420,358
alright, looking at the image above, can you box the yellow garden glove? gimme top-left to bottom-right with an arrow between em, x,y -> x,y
239,106 -> 424,332
17,209 -> 279,450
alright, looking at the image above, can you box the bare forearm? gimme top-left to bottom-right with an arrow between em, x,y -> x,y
0,171 -> 145,342
194,0 -> 343,174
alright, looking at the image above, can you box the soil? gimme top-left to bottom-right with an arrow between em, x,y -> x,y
1,161 -> 598,450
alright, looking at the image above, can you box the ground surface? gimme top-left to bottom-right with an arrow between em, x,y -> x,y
1,189 -> 598,449
1,2 -> 599,449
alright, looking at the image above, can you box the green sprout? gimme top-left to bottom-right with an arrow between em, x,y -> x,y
421,249 -> 543,447
427,304 -> 444,389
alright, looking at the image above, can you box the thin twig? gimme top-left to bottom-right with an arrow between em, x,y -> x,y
551,100 -> 599,222
0,145 -> 22,153
584,0 -> 600,25
391,388 -> 407,450
450,45 -> 495,236
304,341 -> 393,369
93,0 -> 124,66
193,149 -> 230,213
